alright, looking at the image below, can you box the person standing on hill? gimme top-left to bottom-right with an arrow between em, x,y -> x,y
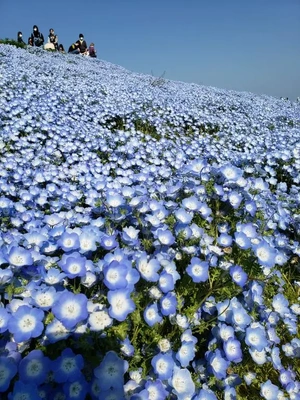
31,25 -> 44,47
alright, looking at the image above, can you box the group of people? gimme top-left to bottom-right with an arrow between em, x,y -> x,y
17,25 -> 97,58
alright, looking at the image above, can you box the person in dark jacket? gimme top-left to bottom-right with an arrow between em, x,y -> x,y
58,44 -> 65,53
17,32 -> 26,45
70,33 -> 88,54
31,25 -> 44,47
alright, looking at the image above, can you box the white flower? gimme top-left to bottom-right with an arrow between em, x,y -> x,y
88,310 -> 112,331
158,338 -> 171,352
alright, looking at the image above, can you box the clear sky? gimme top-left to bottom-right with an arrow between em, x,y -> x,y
1,0 -> 299,99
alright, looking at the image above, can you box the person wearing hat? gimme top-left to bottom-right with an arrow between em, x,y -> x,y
30,25 -> 44,47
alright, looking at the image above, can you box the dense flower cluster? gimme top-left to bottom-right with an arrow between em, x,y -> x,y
0,44 -> 299,399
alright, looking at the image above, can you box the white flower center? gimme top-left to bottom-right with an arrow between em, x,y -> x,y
19,315 -> 35,332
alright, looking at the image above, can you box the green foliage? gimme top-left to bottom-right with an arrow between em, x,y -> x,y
0,38 -> 27,49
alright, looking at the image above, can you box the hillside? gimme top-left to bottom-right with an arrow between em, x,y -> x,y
0,44 -> 299,399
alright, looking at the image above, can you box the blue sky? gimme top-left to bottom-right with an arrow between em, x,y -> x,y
1,0 -> 299,99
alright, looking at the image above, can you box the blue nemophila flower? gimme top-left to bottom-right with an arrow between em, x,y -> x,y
120,337 -> 135,357
195,387 -> 218,400
260,380 -> 280,400
18,349 -> 50,385
0,356 -> 17,392
175,208 -> 193,224
217,233 -> 232,247
7,245 -> 33,267
249,348 -> 267,365
155,228 -> 175,246
234,231 -> 251,250
186,257 -> 209,283
58,251 -> 87,279
45,317 -> 71,343
100,234 -> 118,250
106,193 -> 125,208
52,291 -> 88,329
121,226 -> 140,246
7,380 -> 39,400
151,352 -> 174,380
31,285 -> 58,310
182,196 -> 202,211
220,164 -> 243,182
176,340 -> 196,367
272,293 -> 289,317
158,271 -> 175,293
270,346 -> 282,370
52,348 -> 84,383
8,305 -> 44,343
144,303 -> 163,327
223,338 -> 243,363
253,240 -> 276,268
206,349 -> 230,380
63,377 -> 88,400
88,309 -> 113,331
94,351 -> 128,391
57,231 -> 80,252
136,253 -> 160,282
215,323 -> 235,341
103,260 -> 128,290
138,380 -> 169,400
41,266 -> 66,285
44,213 -> 63,227
216,299 -> 232,323
228,191 -> 243,209
78,230 -> 98,253
229,265 -> 248,287
245,326 -> 268,351
107,288 -> 135,321
97,387 -> 126,400
169,366 -> 195,399
0,307 -> 10,333
279,368 -> 294,387
0,266 -> 13,285
159,291 -> 177,316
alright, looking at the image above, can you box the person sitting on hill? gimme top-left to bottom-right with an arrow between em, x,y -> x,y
68,41 -> 80,54
17,32 -> 25,45
31,25 -> 44,47
88,42 -> 97,58
28,37 -> 33,46
58,44 -> 65,53
46,28 -> 58,50
69,33 -> 88,55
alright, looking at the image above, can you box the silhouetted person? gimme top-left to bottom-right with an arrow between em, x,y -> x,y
31,25 -> 44,47
17,31 -> 25,45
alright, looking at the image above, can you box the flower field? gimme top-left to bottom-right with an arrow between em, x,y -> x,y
0,43 -> 299,399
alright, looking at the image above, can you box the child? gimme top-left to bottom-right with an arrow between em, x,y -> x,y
88,43 -> 97,58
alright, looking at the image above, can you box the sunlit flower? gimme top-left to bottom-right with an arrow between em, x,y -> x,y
8,305 -> 44,343
107,288 -> 135,321
52,291 -> 88,329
